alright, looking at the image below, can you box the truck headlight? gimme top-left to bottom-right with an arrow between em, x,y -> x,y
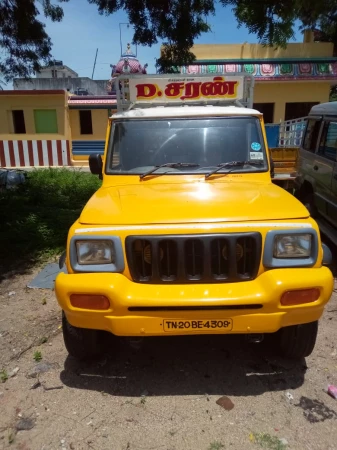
263,228 -> 318,268
76,240 -> 115,265
69,236 -> 124,273
273,234 -> 312,258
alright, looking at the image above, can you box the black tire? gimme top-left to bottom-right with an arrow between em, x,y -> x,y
62,311 -> 103,360
275,321 -> 318,359
303,193 -> 317,218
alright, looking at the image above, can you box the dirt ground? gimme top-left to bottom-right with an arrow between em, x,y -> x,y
1,263 -> 337,450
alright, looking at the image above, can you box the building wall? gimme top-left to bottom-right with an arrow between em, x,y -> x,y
69,108 -> 114,165
13,78 -> 108,95
0,92 -> 69,140
0,91 -> 71,168
254,82 -> 331,122
179,38 -> 335,123
36,66 -> 78,78
69,109 -> 109,141
0,91 -> 119,168
189,42 -> 334,60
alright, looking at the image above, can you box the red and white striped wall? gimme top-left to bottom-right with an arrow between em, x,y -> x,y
0,140 -> 71,168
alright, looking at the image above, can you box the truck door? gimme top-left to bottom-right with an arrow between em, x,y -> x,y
314,119 -> 337,226
331,161 -> 337,226
299,117 -> 322,189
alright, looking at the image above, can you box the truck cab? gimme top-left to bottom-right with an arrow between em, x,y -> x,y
55,74 -> 333,361
295,102 -> 337,245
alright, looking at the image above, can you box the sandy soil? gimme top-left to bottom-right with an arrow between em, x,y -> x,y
0,266 -> 337,450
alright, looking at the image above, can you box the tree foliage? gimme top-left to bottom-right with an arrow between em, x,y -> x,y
1,0 -> 337,80
89,0 -> 215,73
222,0 -> 337,48
0,0 -> 67,82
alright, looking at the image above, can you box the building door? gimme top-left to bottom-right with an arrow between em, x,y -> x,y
253,103 -> 274,123
285,102 -> 318,121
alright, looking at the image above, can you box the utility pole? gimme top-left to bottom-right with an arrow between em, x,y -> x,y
91,48 -> 98,79
119,23 -> 136,56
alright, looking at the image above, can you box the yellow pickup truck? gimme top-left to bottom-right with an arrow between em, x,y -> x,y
266,118 -> 306,192
270,147 -> 298,190
55,74 -> 333,361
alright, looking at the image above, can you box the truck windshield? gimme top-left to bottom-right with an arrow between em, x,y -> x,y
106,117 -> 267,175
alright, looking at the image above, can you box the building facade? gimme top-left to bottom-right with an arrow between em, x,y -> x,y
68,95 -> 117,165
179,32 -> 337,123
13,77 -> 109,96
36,61 -> 78,79
0,90 -> 117,168
0,90 -> 71,167
14,45 -> 148,97
0,44 -> 149,168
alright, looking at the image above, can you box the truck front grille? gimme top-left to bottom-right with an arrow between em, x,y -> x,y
125,233 -> 262,284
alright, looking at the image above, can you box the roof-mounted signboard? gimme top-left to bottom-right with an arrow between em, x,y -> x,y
128,75 -> 244,103
116,73 -> 254,111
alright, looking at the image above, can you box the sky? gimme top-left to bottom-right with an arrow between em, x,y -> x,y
3,0 -> 304,87
36,0 -> 304,80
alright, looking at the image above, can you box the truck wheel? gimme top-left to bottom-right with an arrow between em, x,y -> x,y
303,194 -> 317,218
275,321 -> 318,359
62,312 -> 103,360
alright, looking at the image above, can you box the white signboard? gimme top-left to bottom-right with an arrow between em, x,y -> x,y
128,76 -> 244,103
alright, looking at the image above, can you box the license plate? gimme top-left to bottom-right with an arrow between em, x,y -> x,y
163,319 -> 233,332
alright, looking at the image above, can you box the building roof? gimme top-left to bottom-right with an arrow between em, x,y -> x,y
181,61 -> 337,83
68,95 -> 117,109
190,57 -> 337,64
39,64 -> 78,77
0,90 -> 67,95
112,105 -> 262,119
309,102 -> 337,116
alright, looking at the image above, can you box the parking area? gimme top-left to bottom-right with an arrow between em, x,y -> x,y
0,263 -> 337,450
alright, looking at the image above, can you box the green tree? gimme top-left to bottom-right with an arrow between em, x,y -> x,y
222,1 -> 337,47
0,0 -> 69,82
1,0 -> 337,80
90,0 -> 215,74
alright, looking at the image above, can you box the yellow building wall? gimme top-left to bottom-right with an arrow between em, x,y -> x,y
254,82 -> 331,122
188,42 -> 334,60
69,109 -> 111,140
0,93 -> 69,140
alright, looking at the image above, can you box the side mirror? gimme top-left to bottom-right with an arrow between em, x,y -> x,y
89,154 -> 103,179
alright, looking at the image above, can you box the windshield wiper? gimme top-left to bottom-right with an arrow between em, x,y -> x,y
140,162 -> 200,179
205,160 -> 264,179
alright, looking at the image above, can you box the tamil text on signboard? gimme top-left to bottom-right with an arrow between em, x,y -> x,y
128,76 -> 244,103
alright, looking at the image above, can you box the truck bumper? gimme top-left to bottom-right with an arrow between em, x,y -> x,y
55,267 -> 334,336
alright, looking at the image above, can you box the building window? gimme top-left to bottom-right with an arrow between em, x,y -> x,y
303,119 -> 321,152
79,110 -> 93,134
285,102 -> 318,121
319,121 -> 337,161
34,109 -> 58,133
51,69 -> 57,78
253,103 -> 274,124
12,110 -> 26,134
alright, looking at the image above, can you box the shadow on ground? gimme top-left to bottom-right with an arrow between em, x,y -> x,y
60,335 -> 306,397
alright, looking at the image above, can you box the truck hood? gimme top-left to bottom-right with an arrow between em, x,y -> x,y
79,181 -> 309,225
